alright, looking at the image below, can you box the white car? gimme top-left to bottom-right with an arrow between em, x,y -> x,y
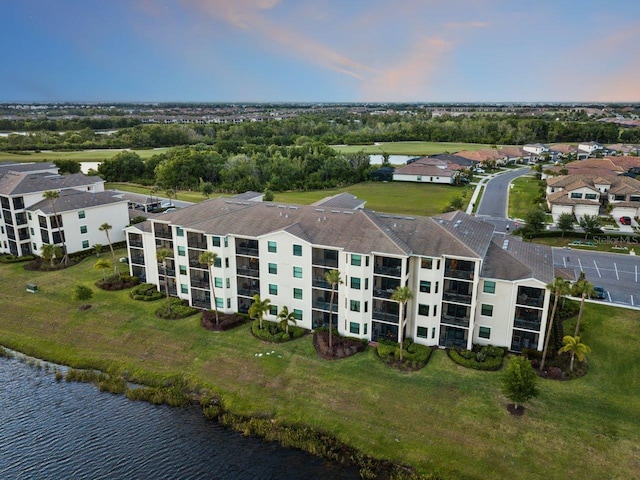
161,202 -> 173,208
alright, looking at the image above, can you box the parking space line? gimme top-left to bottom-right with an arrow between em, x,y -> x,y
578,258 -> 583,272
593,260 -> 601,278
608,292 -> 612,303
636,265 -> 638,283
614,262 -> 619,280
632,295 -> 635,307
563,256 -> 567,268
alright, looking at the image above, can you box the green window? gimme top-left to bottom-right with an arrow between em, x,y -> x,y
269,263 -> 277,274
350,277 -> 361,289
417,327 -> 428,338
177,246 -> 186,256
481,304 -> 493,317
212,236 -> 221,247
365,278 -> 369,290
479,326 -> 491,339
30,227 -> 34,235
82,240 -> 90,249
179,265 -> 187,275
269,284 -> 278,295
269,305 -> 278,316
268,241 -> 277,253
214,277 -> 223,288
293,266 -> 302,278
349,322 -> 360,334
419,281 -> 431,293
80,225 -> 87,234
483,281 -> 496,294
293,288 -> 303,300
293,309 -> 302,321
214,257 -> 222,268
78,210 -> 85,219
418,304 -> 429,316
351,254 -> 361,266
216,297 -> 224,308
293,244 -> 302,256
176,227 -> 184,237
350,300 -> 360,312
181,284 -> 188,294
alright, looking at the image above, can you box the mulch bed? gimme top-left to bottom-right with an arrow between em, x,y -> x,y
78,304 -> 92,311
23,258 -> 77,271
507,404 -> 525,416
95,278 -> 138,291
313,330 -> 366,360
201,311 -> 249,331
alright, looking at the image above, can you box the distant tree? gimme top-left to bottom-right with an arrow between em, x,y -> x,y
97,151 -> 145,182
556,213 -> 576,237
53,159 -> 81,174
391,286 -> 414,361
559,335 -> 591,372
93,243 -> 103,257
501,356 -> 539,411
263,188 -> 274,202
41,243 -> 62,267
201,182 -> 214,199
578,214 -> 601,238
165,188 -> 175,206
73,284 -> 93,302
94,258 -> 112,281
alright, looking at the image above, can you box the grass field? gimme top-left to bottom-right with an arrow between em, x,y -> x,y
0,148 -> 169,163
1,255 -> 639,479
332,141 -> 494,156
508,175 -> 542,219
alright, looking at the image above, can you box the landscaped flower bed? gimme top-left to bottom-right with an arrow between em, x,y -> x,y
448,345 -> 506,371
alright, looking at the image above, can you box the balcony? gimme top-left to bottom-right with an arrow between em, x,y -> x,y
313,299 -> 338,312
189,258 -> 208,270
373,288 -> 394,299
238,287 -> 260,297
372,310 -> 399,323
187,233 -> 207,250
236,245 -> 259,256
516,294 -> 544,308
444,268 -> 474,280
190,278 -> 210,289
129,238 -> 143,248
442,291 -> 472,304
237,266 -> 259,278
311,256 -> 338,268
130,255 -> 145,265
192,299 -> 210,309
312,277 -> 332,289
374,265 -> 402,277
440,314 -> 470,328
154,229 -> 172,240
514,318 -> 541,331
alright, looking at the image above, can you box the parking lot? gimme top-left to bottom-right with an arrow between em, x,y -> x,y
553,248 -> 640,307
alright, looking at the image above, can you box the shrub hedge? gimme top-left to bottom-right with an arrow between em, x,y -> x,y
155,298 -> 199,319
448,345 -> 506,371
251,319 -> 307,342
377,338 -> 434,370
130,283 -> 163,301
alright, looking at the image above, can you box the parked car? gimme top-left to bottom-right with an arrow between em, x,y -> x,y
592,286 -> 606,300
620,216 -> 632,225
161,202 -> 173,208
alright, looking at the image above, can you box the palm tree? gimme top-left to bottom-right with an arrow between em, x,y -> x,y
94,258 -> 112,281
325,270 -> 343,351
199,251 -> 220,324
249,294 -> 271,330
278,305 -> 297,334
99,223 -> 117,276
559,335 -> 591,372
93,243 -> 103,257
391,286 -> 414,361
43,190 -> 68,264
156,248 -> 173,314
540,278 -> 570,371
165,188 -> 175,206
41,243 -> 61,267
573,279 -> 595,337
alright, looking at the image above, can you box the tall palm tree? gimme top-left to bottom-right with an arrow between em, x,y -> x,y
249,294 -> 271,330
99,222 -> 117,277
391,286 -> 414,361
559,335 -> 591,372
540,278 -> 570,371
278,305 -> 297,334
199,251 -> 220,324
43,190 -> 68,264
325,270 -> 343,351
94,258 -> 112,281
573,279 -> 595,337
156,248 -> 173,314
165,188 -> 175,207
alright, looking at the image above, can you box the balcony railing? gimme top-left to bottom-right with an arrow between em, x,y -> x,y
516,295 -> 544,308
312,278 -> 332,289
440,314 -> 470,328
514,318 -> 541,331
189,259 -> 208,270
374,265 -> 402,277
187,240 -> 207,250
440,337 -> 467,349
236,246 -> 259,256
313,299 -> 338,312
155,230 -> 172,240
372,310 -> 399,323
238,287 -> 260,297
190,279 -> 209,289
373,288 -> 394,299
444,268 -> 474,280
192,299 -> 210,309
237,267 -> 259,278
442,291 -> 472,304
311,257 -> 338,268
130,255 -> 145,265
129,238 -> 143,248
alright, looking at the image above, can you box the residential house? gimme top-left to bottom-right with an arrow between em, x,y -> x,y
392,158 -> 463,184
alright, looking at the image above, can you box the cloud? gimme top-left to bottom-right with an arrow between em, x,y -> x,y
444,21 -> 490,29
359,37 -> 453,101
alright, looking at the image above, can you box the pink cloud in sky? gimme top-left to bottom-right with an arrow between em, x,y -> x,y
359,37 -> 453,101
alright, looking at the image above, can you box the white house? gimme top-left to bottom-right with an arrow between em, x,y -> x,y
392,158 -> 461,184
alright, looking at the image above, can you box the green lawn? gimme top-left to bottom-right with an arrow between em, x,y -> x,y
0,148 -> 169,163
332,141 -> 495,156
1,255 -> 639,479
508,175 -> 542,219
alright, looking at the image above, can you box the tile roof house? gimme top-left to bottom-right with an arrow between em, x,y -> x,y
392,158 -> 463,184
125,196 -> 554,353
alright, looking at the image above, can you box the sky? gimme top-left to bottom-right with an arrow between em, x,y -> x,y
2,0 -> 640,103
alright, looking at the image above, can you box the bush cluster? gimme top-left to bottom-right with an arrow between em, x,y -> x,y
449,345 -> 506,371
96,274 -> 140,291
130,283 -> 163,301
155,298 -> 199,319
251,319 -> 306,342
0,254 -> 36,264
377,338 -> 433,370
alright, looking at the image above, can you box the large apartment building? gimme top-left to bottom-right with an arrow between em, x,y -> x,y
0,162 -> 129,257
125,196 -> 556,352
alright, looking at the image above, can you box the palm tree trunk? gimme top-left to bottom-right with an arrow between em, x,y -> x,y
208,268 -> 219,325
540,294 -> 560,371
328,287 -> 335,350
569,352 -> 575,372
574,294 -> 586,337
398,303 -> 404,361
163,265 -> 171,313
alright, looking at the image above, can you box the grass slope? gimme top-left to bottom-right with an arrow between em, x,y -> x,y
508,175 -> 541,219
0,148 -> 169,163
0,254 -> 639,479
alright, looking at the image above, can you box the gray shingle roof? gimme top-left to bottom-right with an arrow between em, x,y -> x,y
0,162 -> 58,181
493,237 -> 555,283
312,193 -> 366,210
0,171 -> 99,196
28,190 -> 128,214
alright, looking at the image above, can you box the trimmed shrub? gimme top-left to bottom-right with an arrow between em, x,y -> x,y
155,298 -> 199,319
377,338 -> 433,371
96,274 -> 140,291
0,254 -> 36,264
449,345 -> 505,371
251,319 -> 306,342
130,283 -> 163,301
